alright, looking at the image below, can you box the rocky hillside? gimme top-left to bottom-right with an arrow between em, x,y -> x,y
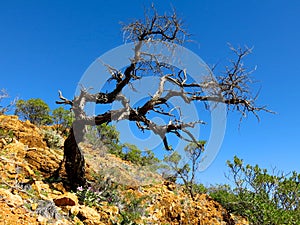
0,115 -> 248,225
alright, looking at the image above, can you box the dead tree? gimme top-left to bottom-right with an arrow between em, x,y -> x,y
56,7 -> 271,190
0,89 -> 17,115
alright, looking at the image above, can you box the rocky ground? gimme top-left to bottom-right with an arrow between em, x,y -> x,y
0,115 -> 248,225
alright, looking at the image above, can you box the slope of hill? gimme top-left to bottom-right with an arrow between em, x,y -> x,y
0,115 -> 248,225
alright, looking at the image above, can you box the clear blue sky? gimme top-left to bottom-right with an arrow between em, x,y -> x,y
1,0 -> 300,185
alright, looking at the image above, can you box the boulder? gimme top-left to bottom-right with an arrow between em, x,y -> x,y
71,205 -> 104,225
54,193 -> 78,206
25,147 -> 63,175
0,188 -> 23,207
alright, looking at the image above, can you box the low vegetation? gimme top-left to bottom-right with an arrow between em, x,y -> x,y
84,124 -> 160,168
208,156 -> 300,225
15,98 -> 53,126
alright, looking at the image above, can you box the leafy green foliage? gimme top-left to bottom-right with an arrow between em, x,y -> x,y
84,124 -> 123,155
84,124 -> 160,167
15,98 -> 52,126
122,144 -> 160,167
191,183 -> 208,195
76,185 -> 115,208
207,184 -> 240,213
163,141 -> 205,200
113,192 -> 149,225
52,106 -> 73,133
120,193 -> 147,224
210,156 -> 300,225
76,174 -> 119,207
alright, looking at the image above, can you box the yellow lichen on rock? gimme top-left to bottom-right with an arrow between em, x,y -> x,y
0,115 -> 47,148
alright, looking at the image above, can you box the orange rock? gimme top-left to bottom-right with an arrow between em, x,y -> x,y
71,205 -> 102,225
51,182 -> 66,193
0,201 -> 39,225
25,147 -> 63,176
54,193 -> 78,206
0,115 -> 47,148
0,188 -> 23,207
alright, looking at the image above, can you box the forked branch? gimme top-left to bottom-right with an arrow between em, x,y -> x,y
56,5 -> 272,189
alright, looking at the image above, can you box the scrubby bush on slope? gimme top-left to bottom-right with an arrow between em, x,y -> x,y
209,156 -> 300,225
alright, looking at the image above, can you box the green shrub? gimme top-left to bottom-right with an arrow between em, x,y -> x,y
15,98 -> 52,126
162,141 -> 205,200
112,192 -> 149,225
52,106 -> 73,134
76,173 -> 119,207
122,144 -> 160,167
207,184 -> 241,213
210,156 -> 300,225
192,183 -> 208,195
42,129 -> 64,149
84,124 -> 123,155
84,124 -> 160,167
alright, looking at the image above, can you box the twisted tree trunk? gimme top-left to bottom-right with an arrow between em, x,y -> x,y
63,123 -> 86,190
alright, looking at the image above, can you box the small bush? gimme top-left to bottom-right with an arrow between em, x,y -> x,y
42,129 -> 64,149
122,144 -> 160,167
210,156 -> 300,225
122,192 -> 149,219
76,174 -> 119,207
84,125 -> 122,155
35,200 -> 61,219
84,124 -> 160,167
207,184 -> 240,213
192,183 -> 208,195
112,192 -> 149,225
52,106 -> 73,135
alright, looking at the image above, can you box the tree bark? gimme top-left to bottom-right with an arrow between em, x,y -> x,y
63,124 -> 86,190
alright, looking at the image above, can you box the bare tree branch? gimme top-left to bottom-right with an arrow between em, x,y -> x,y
0,89 -> 17,115
56,5 -> 272,189
56,90 -> 73,106
122,4 -> 188,44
